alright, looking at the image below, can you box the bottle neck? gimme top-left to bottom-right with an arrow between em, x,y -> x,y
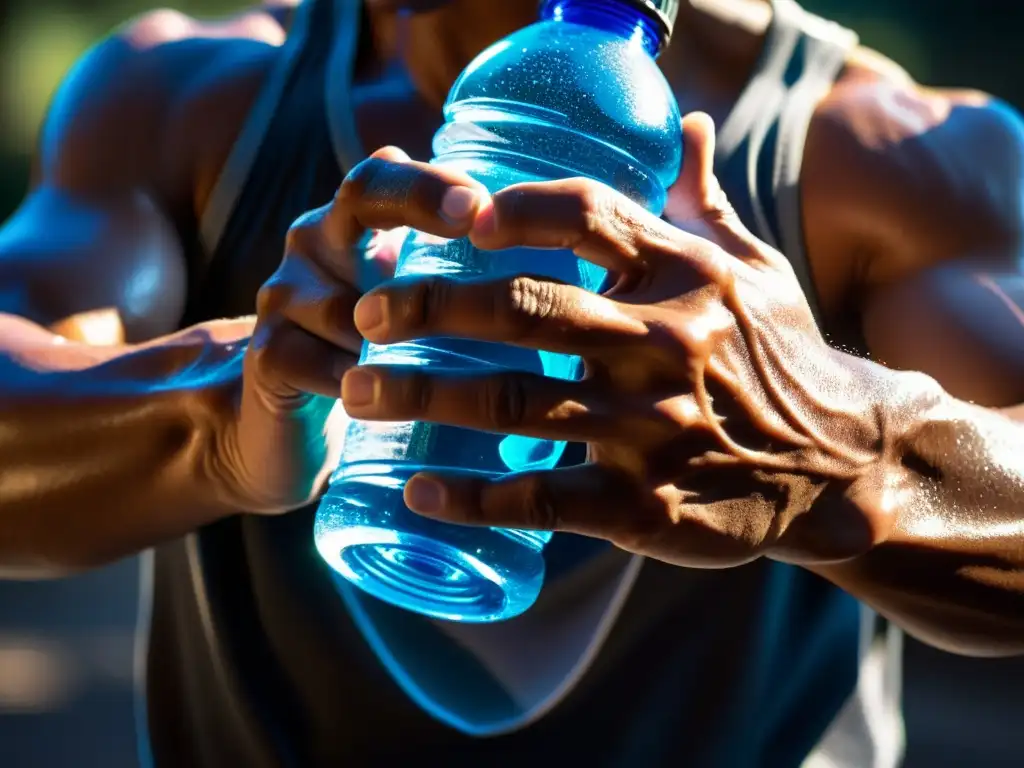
539,0 -> 664,58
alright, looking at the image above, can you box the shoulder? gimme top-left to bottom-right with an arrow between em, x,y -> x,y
799,54 -> 1024,305
38,4 -> 294,211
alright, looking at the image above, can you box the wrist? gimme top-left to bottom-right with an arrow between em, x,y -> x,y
829,356 -> 947,557
0,320 -> 250,572
163,324 -> 259,522
116,321 -> 253,526
772,352 -> 945,565
182,378 -> 247,523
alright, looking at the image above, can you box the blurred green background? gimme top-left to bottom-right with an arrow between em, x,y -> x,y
0,1 -> 1022,766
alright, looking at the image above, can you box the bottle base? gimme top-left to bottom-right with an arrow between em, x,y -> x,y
315,468 -> 548,623
318,525 -> 516,622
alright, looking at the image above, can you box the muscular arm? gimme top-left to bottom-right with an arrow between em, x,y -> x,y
822,380 -> 1024,657
0,11 -> 279,576
0,314 -> 243,577
802,83 -> 1024,655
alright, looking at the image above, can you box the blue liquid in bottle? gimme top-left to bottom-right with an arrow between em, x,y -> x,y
315,0 -> 682,622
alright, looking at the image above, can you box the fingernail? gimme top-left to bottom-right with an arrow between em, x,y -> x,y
405,476 -> 446,515
342,368 -> 379,407
440,187 -> 479,224
354,294 -> 387,336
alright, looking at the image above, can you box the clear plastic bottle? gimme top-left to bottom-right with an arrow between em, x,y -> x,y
315,0 -> 682,622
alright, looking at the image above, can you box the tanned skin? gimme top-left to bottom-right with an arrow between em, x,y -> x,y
0,0 -> 1022,656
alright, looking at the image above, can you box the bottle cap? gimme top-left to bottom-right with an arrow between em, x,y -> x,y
624,0 -> 680,45
540,0 -> 681,48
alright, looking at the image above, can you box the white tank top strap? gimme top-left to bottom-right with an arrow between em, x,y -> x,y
198,0 -> 319,255
770,0 -> 858,322
326,0 -> 366,171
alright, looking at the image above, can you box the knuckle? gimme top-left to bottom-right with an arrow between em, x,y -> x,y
701,180 -> 735,222
665,240 -> 729,290
495,186 -> 528,227
340,156 -> 444,221
255,277 -> 288,318
395,370 -> 433,414
496,276 -> 563,339
517,474 -> 560,531
402,276 -> 452,332
573,180 -> 611,238
337,156 -> 384,205
483,373 -> 527,430
284,208 -> 324,253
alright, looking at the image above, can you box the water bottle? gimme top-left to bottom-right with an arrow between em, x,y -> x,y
315,0 -> 682,623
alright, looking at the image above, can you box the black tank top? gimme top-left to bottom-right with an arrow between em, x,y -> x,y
142,2 -> 903,766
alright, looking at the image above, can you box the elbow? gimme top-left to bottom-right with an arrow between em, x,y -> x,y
906,631 -> 1024,659
0,521 -> 127,581
887,605 -> 1024,658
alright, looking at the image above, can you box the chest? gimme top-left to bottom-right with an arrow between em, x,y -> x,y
243,507 -> 864,766
189,44 -> 856,340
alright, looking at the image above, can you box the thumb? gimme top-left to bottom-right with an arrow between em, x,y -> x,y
665,113 -> 727,221
664,112 -> 759,250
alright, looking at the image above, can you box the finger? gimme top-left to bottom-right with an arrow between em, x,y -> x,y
341,365 -> 652,443
664,113 -> 760,254
368,145 -> 411,164
467,177 -> 685,275
250,320 -> 355,399
664,112 -> 721,221
401,463 -> 648,541
321,146 -> 491,250
256,253 -> 364,354
345,148 -> 408,290
354,273 -> 649,353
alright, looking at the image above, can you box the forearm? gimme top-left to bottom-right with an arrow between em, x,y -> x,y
0,314 -> 249,577
812,369 -> 1024,657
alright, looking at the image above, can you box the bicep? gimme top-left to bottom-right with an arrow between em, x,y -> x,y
0,186 -> 187,342
862,258 -> 1024,408
0,18 -> 198,343
846,93 -> 1024,407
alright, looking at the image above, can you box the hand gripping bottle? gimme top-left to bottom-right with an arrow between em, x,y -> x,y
316,0 -> 682,622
